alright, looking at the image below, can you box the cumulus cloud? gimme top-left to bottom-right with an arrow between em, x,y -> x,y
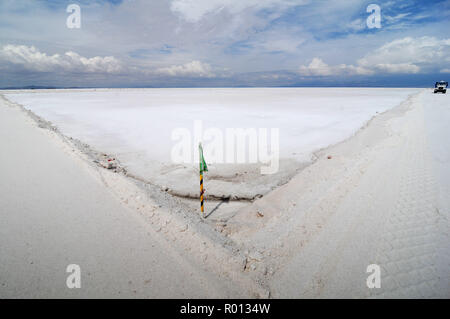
357,36 -> 450,73
0,44 -> 216,78
155,60 -> 215,77
0,44 -> 123,73
299,37 -> 450,76
298,58 -> 373,76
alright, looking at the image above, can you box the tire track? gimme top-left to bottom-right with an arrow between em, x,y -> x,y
369,100 -> 447,298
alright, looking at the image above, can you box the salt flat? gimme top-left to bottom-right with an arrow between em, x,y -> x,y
4,88 -> 417,199
0,96 -> 249,298
1,89 -> 449,298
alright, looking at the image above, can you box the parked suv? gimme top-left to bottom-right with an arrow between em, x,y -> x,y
434,81 -> 448,94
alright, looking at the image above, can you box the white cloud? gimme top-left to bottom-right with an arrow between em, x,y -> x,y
0,44 -> 217,78
384,13 -> 411,23
299,37 -> 450,76
346,18 -> 365,32
155,60 -> 215,77
298,58 -> 332,76
64,52 -> 123,73
358,36 -> 450,73
0,44 -> 123,73
298,58 -> 372,76
170,0 -> 307,22
441,68 -> 450,74
373,63 -> 420,74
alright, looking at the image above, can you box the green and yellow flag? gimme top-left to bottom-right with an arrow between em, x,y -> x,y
199,143 -> 208,173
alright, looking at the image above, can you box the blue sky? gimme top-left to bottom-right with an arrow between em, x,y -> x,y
0,0 -> 449,87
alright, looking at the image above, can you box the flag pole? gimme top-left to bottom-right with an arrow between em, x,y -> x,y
199,143 -> 208,217
200,171 -> 204,216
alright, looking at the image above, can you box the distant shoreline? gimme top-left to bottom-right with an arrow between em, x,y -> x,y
0,85 -> 432,90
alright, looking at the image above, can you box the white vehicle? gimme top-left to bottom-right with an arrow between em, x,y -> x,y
434,80 -> 448,94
